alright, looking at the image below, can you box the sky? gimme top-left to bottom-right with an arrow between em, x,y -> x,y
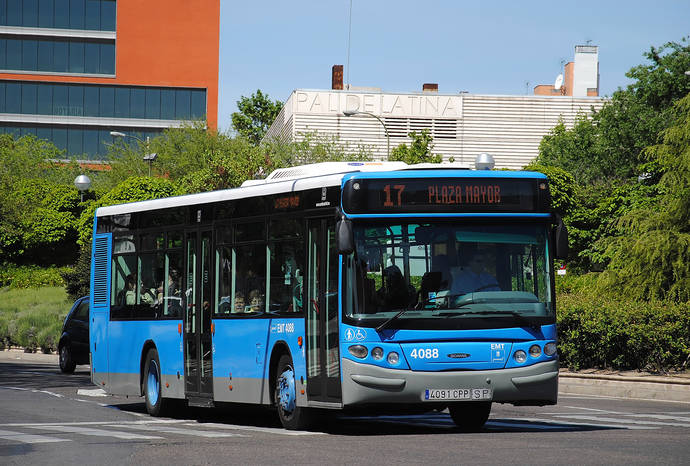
218,0 -> 690,132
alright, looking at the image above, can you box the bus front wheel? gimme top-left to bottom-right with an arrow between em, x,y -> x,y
448,401 -> 491,432
274,354 -> 311,430
143,348 -> 167,416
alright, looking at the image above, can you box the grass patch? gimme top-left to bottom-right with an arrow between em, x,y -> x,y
0,286 -> 70,353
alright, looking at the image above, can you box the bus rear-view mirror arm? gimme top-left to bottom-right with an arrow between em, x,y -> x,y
336,213 -> 354,255
552,213 -> 569,260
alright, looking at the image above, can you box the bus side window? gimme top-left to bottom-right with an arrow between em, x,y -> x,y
269,241 -> 305,313
111,254 -> 137,318
138,253 -> 164,318
234,243 -> 266,315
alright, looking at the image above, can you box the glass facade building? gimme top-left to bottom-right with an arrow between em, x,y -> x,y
0,0 -> 218,160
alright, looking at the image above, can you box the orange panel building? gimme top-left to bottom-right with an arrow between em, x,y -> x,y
0,0 -> 219,159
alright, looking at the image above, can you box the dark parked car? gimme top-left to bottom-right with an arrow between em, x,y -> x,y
58,296 -> 90,373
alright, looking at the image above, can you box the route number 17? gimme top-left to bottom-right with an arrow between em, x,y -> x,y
383,184 -> 406,207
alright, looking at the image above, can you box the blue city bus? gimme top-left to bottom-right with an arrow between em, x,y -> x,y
89,161 -> 567,431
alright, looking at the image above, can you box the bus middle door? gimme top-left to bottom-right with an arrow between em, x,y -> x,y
183,229 -> 214,406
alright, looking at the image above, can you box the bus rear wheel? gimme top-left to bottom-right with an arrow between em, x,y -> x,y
448,401 -> 491,432
143,348 -> 167,417
274,354 -> 311,430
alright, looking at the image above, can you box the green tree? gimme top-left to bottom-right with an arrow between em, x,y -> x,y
231,90 -> 283,145
537,116 -> 600,185
104,125 -> 373,194
523,163 -> 577,218
598,93 -> 690,301
0,134 -> 83,263
388,130 -> 441,164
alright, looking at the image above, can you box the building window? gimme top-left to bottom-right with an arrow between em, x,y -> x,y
0,37 -> 115,75
0,81 -> 207,121
0,124 -> 164,157
1,0 -> 117,31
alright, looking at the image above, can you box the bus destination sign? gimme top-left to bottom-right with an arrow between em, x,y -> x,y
343,178 -> 546,214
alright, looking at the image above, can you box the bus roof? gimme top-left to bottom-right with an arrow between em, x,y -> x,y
95,162 -> 546,217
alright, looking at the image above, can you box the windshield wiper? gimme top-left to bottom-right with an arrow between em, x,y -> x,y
376,308 -> 414,332
434,310 -> 539,329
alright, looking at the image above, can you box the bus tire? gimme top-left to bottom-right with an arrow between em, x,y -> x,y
143,348 -> 167,417
448,401 -> 491,432
274,354 -> 311,430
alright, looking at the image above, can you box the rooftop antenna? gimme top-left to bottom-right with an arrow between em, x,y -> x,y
525,81 -> 530,95
346,0 -> 353,90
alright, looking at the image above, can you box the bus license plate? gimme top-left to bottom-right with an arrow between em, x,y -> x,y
423,388 -> 493,401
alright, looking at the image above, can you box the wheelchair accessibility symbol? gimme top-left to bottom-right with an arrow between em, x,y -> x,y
345,328 -> 367,341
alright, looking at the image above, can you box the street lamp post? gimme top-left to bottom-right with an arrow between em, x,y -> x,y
343,110 -> 390,158
74,174 -> 92,202
110,131 -> 157,176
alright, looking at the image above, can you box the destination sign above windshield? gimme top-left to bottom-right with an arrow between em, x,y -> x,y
342,177 -> 548,214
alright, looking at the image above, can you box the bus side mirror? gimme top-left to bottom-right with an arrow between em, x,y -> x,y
336,218 -> 354,255
553,214 -> 569,260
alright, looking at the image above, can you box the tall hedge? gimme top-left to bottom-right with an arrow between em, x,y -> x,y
557,290 -> 690,373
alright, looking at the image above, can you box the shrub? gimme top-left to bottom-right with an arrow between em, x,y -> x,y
0,264 -> 67,288
557,290 -> 690,373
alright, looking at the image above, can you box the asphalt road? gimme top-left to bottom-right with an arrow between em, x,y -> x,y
1,357 -> 689,465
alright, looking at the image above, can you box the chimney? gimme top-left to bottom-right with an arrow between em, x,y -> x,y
422,83 -> 438,93
332,65 -> 344,90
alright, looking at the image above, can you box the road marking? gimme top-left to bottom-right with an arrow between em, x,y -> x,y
0,429 -> 70,444
189,422 -> 326,436
560,405 -> 625,414
26,425 -> 163,440
77,388 -> 107,397
110,423 -> 248,438
553,415 -> 690,428
559,394 -> 690,405
623,413 -> 690,422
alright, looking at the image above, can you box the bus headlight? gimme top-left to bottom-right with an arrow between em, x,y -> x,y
529,345 -> 542,358
544,342 -> 557,356
387,352 -> 400,365
371,347 -> 384,360
513,350 -> 527,363
348,345 -> 368,359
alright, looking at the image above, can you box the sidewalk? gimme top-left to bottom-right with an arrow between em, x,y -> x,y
0,348 -> 58,363
2,349 -> 689,402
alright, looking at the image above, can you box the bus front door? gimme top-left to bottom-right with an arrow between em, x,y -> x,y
306,218 -> 342,404
183,229 -> 214,405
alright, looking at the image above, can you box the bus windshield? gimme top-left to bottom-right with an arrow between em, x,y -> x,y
344,222 -> 553,330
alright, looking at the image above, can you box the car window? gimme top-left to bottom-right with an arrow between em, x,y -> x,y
73,300 -> 89,321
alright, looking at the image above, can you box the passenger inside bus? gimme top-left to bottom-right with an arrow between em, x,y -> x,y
247,289 -> 264,313
451,249 -> 500,295
117,274 -> 137,306
233,292 -> 246,314
378,264 -> 410,309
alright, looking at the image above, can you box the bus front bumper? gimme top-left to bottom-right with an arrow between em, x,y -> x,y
341,358 -> 558,407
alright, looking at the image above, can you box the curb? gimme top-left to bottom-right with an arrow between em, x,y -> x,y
559,372 -> 690,403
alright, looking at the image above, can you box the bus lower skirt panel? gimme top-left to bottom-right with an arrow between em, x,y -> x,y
340,358 -> 558,407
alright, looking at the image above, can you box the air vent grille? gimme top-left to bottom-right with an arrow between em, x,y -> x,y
92,234 -> 111,308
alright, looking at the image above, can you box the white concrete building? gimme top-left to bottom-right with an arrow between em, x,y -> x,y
264,88 -> 605,170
